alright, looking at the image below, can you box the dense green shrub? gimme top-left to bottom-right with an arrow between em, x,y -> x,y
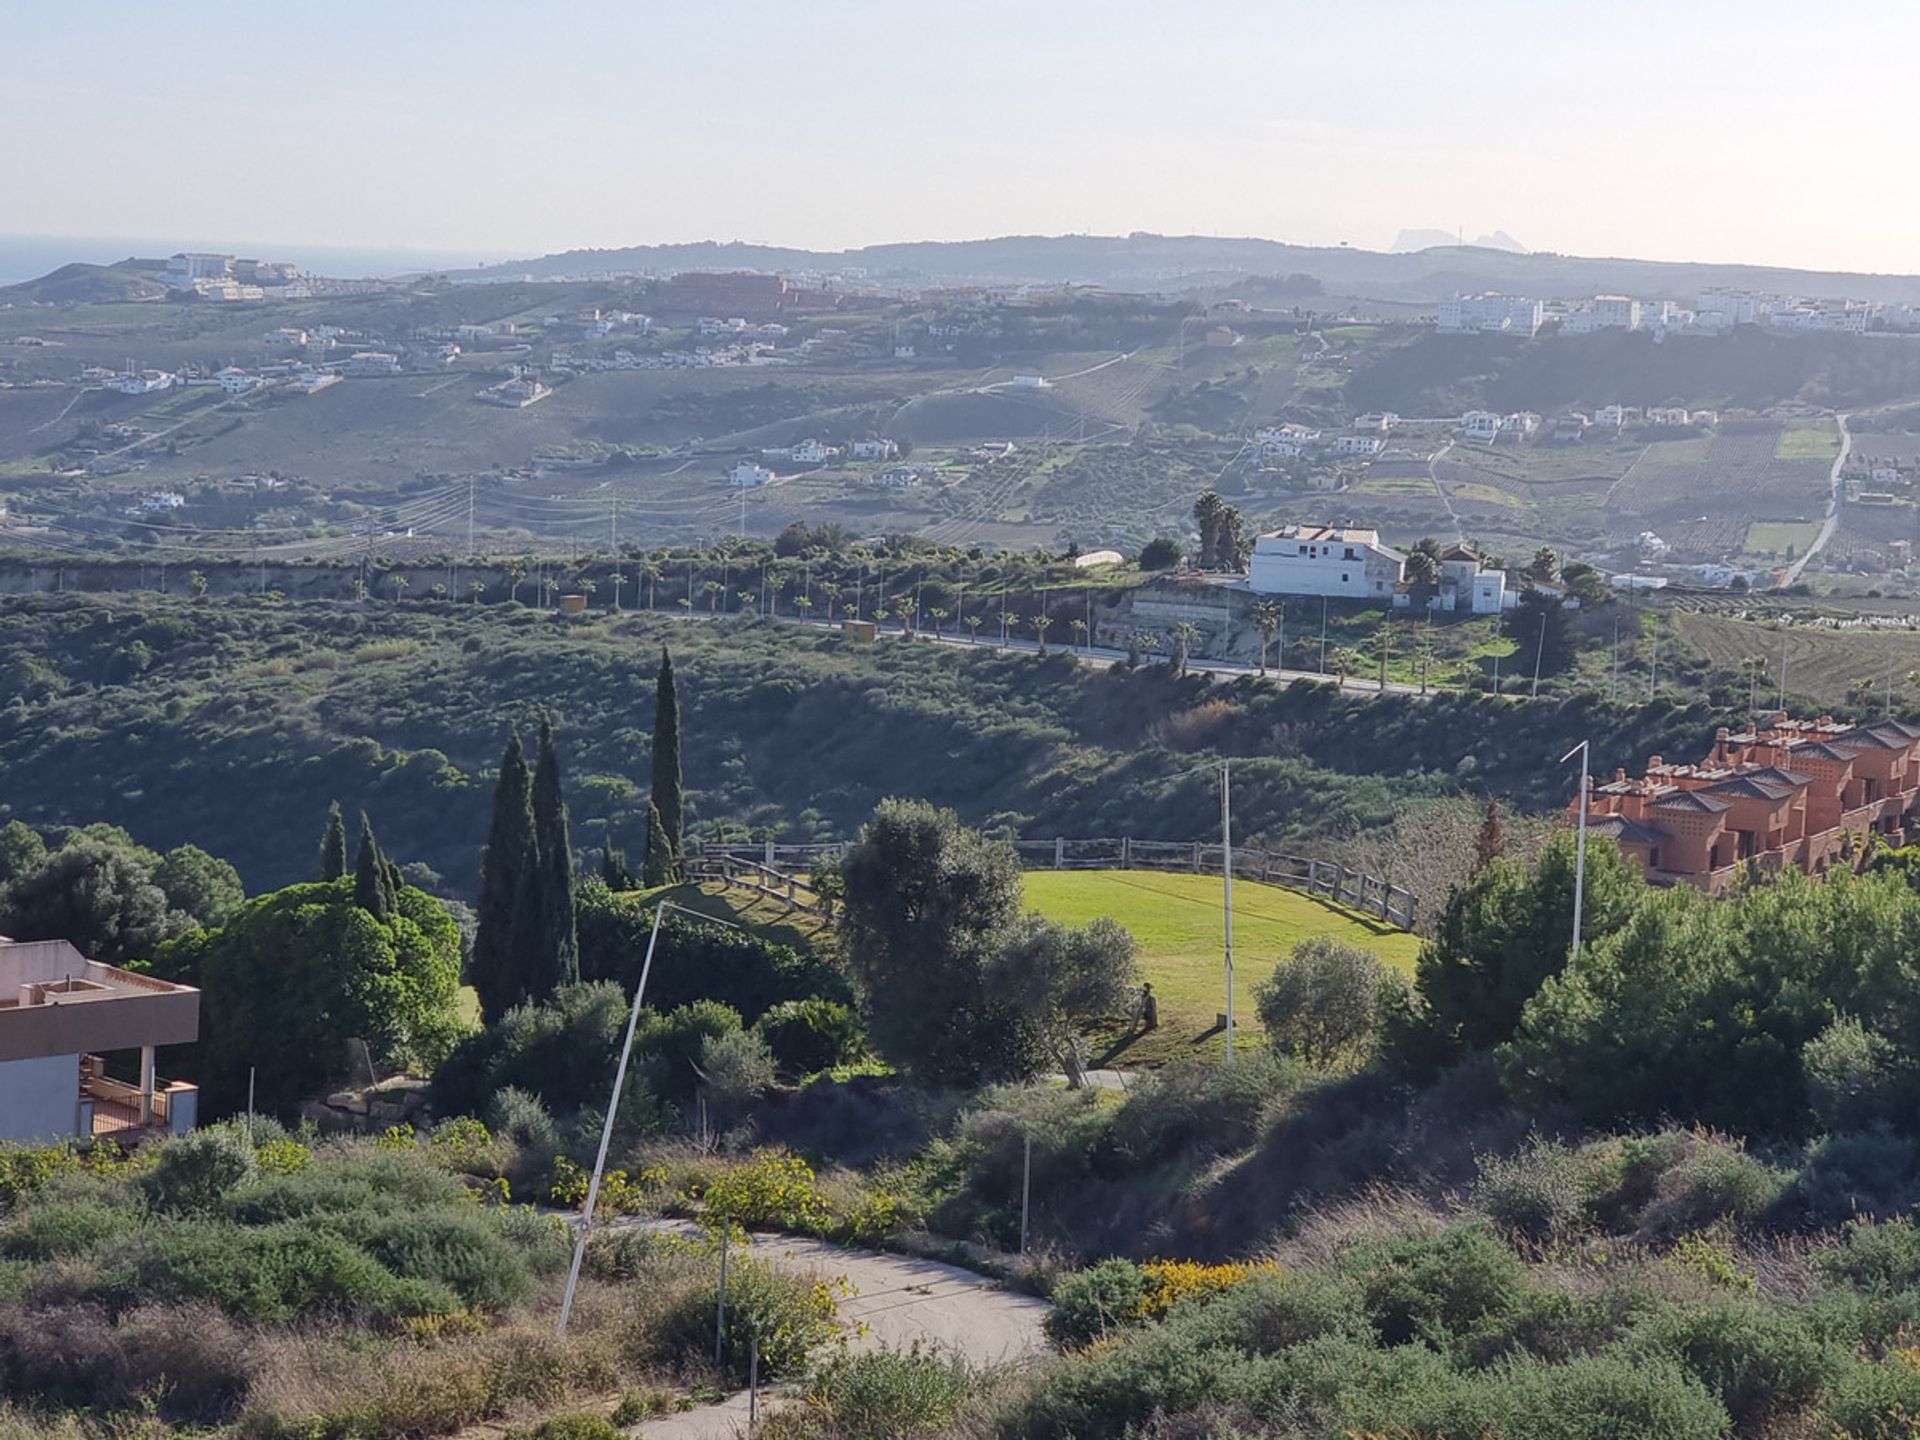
1106,1052 -> 1302,1166
1046,1259 -> 1153,1346
358,1208 -> 534,1311
98,1220 -> 456,1323
655,1253 -> 840,1381
804,1344 -> 973,1440
1339,1223 -> 1530,1352
1470,1137 -> 1600,1242
143,1128 -> 257,1215
756,998 -> 865,1077
1628,1297 -> 1838,1423
0,1197 -> 142,1261
576,891 -> 851,1021
1825,1356 -> 1920,1439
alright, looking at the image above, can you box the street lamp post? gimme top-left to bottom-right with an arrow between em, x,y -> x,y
1561,740 -> 1590,960
557,900 -> 742,1334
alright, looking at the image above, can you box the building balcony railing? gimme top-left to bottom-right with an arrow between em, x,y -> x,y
78,1056 -> 197,1138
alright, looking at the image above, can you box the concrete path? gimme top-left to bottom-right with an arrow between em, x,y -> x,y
624,1220 -> 1049,1439
1783,411 -> 1851,587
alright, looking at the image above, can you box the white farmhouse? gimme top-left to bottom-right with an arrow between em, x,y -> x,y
1249,525 -> 1406,600
1460,411 -> 1501,443
1332,434 -> 1383,456
729,462 -> 775,488
851,438 -> 898,460
108,369 -> 175,395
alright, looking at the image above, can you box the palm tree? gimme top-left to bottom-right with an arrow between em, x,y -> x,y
1069,617 -> 1088,653
1031,613 -> 1053,655
820,582 -> 842,623
1137,629 -> 1163,664
641,561 -> 662,610
794,594 -> 814,623
609,571 -> 627,610
929,606 -> 949,638
965,613 -> 984,644
703,580 -> 724,613
469,578 -> 486,604
505,560 -> 528,606
1000,610 -> 1018,646
1745,656 -> 1771,713
1414,625 -> 1436,695
543,577 -> 559,608
1169,620 -> 1201,675
430,581 -> 448,601
1328,645 -> 1361,689
390,573 -> 409,603
188,570 -> 209,600
737,588 -> 757,616
1192,491 -> 1225,568
1250,600 -> 1282,675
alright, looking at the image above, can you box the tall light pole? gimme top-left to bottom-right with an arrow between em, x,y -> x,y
557,900 -> 742,1334
1221,759 -> 1236,1062
1561,741 -> 1590,960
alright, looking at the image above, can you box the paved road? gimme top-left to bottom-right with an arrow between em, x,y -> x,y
1782,411 -> 1851,587
626,1219 -> 1048,1439
715,610 -> 1441,699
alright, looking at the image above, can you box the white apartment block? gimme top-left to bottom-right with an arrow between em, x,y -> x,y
1437,293 -> 1543,336
1332,434 -> 1383,456
1249,525 -> 1405,600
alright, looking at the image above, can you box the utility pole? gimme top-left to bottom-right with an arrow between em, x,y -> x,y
1562,741 -> 1591,960
467,478 -> 476,561
1319,597 -> 1329,674
609,495 -> 618,554
1531,615 -> 1546,699
1221,760 -> 1235,1063
557,902 -> 743,1335
1648,628 -> 1660,701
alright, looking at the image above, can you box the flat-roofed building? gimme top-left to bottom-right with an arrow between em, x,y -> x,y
0,937 -> 200,1143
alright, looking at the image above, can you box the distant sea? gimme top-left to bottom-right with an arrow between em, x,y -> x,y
0,234 -> 509,286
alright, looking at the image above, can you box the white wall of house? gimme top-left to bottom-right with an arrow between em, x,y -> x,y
0,1053 -> 79,1142
1250,534 -> 1404,599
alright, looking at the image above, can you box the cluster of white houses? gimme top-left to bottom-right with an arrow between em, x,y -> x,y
1440,287 -> 1880,338
1246,525 -> 1511,614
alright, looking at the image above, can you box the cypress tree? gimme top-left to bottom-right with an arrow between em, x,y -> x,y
651,648 -> 684,867
320,801 -> 348,881
531,711 -> 579,998
473,729 -> 537,1021
641,801 -> 674,888
1472,799 -> 1506,876
601,846 -> 632,892
353,812 -> 391,920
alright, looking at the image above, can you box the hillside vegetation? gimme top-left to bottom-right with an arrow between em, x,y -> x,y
0,594 -> 1721,896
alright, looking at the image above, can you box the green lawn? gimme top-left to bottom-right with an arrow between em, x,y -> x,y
1777,422 -> 1841,461
1022,869 -> 1422,1065
1742,520 -> 1821,557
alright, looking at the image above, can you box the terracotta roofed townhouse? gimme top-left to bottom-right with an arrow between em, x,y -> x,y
1575,713 -> 1920,892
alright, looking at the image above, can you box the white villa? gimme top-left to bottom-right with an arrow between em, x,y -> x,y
1249,525 -> 1406,601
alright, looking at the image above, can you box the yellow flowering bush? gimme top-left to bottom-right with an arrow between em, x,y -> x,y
1131,1259 -> 1283,1321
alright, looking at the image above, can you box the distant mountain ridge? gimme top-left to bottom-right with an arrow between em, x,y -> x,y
450,232 -> 1920,305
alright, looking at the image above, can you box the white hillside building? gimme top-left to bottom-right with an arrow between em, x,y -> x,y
1249,525 -> 1406,600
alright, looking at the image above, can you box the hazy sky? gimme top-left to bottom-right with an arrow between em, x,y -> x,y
11,0 -> 1920,273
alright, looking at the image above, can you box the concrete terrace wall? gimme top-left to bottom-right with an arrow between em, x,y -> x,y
0,559 -> 524,603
